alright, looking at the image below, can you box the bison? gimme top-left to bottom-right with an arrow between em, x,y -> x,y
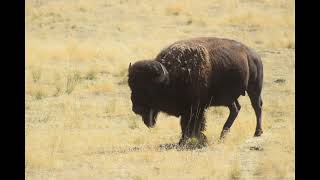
128,37 -> 263,146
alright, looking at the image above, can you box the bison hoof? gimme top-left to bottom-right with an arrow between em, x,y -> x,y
178,134 -> 208,149
199,133 -> 208,145
254,129 -> 263,137
178,138 -> 187,146
219,128 -> 230,141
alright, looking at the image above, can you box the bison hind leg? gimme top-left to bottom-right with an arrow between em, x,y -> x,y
219,100 -> 241,141
248,91 -> 263,137
247,63 -> 263,137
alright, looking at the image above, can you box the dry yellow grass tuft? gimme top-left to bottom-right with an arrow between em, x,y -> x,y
222,7 -> 292,28
166,3 -> 184,16
89,80 -> 115,95
254,149 -> 294,179
26,83 -> 51,100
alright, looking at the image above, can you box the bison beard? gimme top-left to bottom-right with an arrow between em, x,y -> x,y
141,108 -> 158,128
128,37 -> 264,148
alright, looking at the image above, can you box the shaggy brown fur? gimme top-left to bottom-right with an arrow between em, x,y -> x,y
128,37 -> 263,147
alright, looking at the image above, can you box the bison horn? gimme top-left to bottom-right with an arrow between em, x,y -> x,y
159,63 -> 168,75
154,62 -> 169,84
129,62 -> 132,70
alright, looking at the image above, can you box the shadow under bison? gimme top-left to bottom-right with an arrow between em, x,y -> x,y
128,37 -> 263,148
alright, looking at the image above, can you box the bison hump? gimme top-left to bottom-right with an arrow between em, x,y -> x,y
155,42 -> 212,88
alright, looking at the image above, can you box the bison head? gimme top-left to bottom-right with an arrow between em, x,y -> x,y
128,60 -> 169,128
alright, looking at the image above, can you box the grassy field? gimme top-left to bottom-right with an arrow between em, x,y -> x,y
25,0 -> 295,179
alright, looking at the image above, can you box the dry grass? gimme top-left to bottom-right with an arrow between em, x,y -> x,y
89,80 -> 115,95
25,0 -> 294,179
166,3 -> 184,16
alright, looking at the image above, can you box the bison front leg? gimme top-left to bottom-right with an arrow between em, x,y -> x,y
178,116 -> 188,146
179,106 -> 208,147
